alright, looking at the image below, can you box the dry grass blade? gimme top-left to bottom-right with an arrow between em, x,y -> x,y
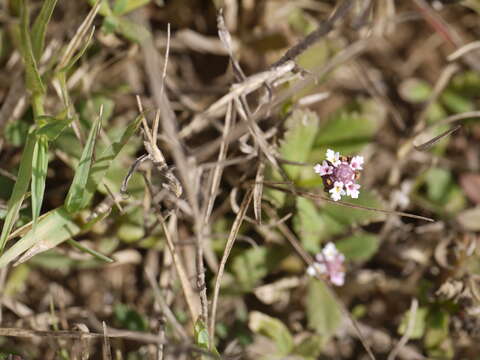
56,0 -> 100,71
102,321 -> 112,360
388,298 -> 419,360
265,183 -> 434,222
414,124 -> 461,151
209,188 -> 253,338
145,270 -> 188,340
271,0 -> 355,67
204,101 -> 235,224
253,161 -> 265,224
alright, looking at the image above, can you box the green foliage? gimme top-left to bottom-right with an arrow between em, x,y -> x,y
31,0 -> 58,61
114,303 -> 148,331
0,131 -> 35,252
31,136 -> 49,230
306,279 -> 342,339
279,109 -> 319,180
249,311 -> 294,356
65,110 -> 102,213
313,104 -> 382,156
231,246 -> 285,292
16,0 -> 45,95
398,306 -> 428,339
335,232 -> 380,262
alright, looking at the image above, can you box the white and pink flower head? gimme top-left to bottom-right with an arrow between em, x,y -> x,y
314,149 -> 363,202
307,242 -> 346,286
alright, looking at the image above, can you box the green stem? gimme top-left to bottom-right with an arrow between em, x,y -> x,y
32,92 -> 45,118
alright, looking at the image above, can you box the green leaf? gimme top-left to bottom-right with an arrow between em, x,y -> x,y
0,131 -> 35,252
335,232 -> 380,262
114,303 -> 148,331
322,190 -> 387,227
313,105 -> 382,156
231,246 -> 285,292
279,109 -> 319,180
441,89 -> 474,113
293,197 -> 344,253
31,136 -> 49,231
113,0 -> 150,15
425,167 -> 451,203
292,334 -> 324,360
35,115 -> 73,141
306,279 -> 342,338
398,306 -> 428,340
65,110 -> 103,213
82,114 -> 142,206
17,0 -> 45,94
0,206 -> 82,268
31,0 -> 58,61
66,238 -> 113,263
249,311 -> 294,356
399,78 -> 432,103
424,309 -> 453,358
114,16 -> 151,43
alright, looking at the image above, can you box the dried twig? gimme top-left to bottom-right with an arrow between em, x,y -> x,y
209,188 -> 253,339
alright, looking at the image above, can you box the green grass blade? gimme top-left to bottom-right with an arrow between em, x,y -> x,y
18,0 -> 45,94
31,136 -> 49,232
0,116 -> 141,266
31,0 -> 58,61
0,131 -> 36,252
0,207 -> 81,268
65,108 -> 103,213
83,114 -> 142,204
66,239 -> 114,263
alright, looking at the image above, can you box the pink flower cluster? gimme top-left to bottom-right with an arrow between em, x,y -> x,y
307,242 -> 346,286
314,149 -> 363,201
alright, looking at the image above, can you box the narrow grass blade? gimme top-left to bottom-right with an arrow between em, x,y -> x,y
0,131 -> 36,253
65,108 -> 103,213
0,206 -> 81,268
66,239 -> 113,263
31,0 -> 58,61
83,114 -> 142,203
18,0 -> 45,94
36,115 -> 73,141
31,136 -> 49,231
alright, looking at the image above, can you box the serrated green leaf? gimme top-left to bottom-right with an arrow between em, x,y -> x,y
313,107 -> 380,155
335,232 -> 380,262
17,0 -> 45,94
279,109 -> 319,180
31,136 -> 49,231
65,109 -> 102,213
31,0 -> 58,61
113,0 -> 150,15
306,279 -> 342,338
398,306 -> 427,340
0,131 -> 36,252
249,311 -> 294,356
